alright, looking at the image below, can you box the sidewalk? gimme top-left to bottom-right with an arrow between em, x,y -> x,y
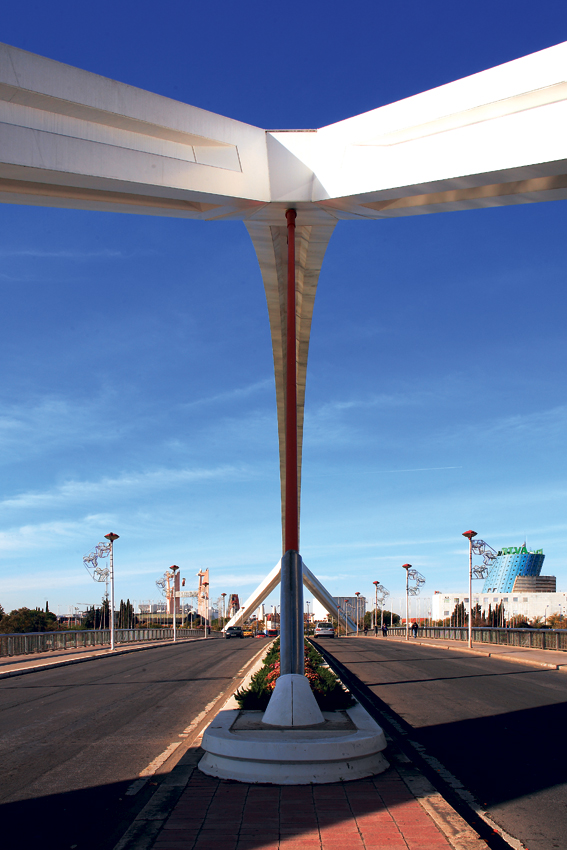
361,632 -> 567,671
121,742 -> 483,850
0,635 -> 210,679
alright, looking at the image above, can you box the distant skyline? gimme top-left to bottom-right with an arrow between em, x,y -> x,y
1,1 -> 566,617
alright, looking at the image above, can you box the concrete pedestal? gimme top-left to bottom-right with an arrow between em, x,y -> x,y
262,673 -> 325,727
199,702 -> 389,784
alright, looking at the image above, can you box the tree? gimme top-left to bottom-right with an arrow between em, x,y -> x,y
0,607 -> 59,633
380,610 -> 400,627
508,615 -> 530,628
485,602 -> 505,627
471,603 -> 486,627
100,596 -> 110,628
547,613 -> 566,629
450,601 -> 467,627
81,596 -> 110,629
118,599 -> 135,629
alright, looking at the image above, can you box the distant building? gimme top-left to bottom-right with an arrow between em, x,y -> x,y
228,594 -> 240,617
482,544 -> 553,593
431,590 -> 566,622
312,596 -> 366,622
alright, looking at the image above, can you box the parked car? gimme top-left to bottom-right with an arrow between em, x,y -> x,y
314,621 -> 335,638
224,626 -> 244,639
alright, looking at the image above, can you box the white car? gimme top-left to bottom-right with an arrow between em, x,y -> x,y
314,621 -> 335,638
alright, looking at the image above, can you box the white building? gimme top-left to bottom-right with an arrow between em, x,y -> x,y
312,596 -> 366,623
431,591 -> 567,623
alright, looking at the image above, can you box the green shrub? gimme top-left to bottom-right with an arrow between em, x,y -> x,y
235,638 -> 354,711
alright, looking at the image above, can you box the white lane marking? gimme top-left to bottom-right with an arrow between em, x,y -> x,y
181,696 -> 222,734
139,742 -> 182,777
128,693 -> 224,793
126,645 -> 269,795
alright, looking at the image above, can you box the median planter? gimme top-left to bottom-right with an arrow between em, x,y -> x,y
235,639 -> 354,711
199,638 -> 389,784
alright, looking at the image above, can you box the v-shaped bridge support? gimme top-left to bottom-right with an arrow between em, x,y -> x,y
223,559 -> 357,634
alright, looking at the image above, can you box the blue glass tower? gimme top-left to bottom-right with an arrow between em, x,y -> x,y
482,545 -> 545,593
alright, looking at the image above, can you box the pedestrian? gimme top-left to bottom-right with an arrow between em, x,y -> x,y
412,621 -> 418,638
382,622 -> 388,637
374,623 -> 378,637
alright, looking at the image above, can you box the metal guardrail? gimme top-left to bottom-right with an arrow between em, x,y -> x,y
0,628 -> 221,657
385,625 -> 567,651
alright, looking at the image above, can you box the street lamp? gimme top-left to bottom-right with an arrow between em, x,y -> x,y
104,533 -> 119,651
170,565 -> 180,642
355,592 -> 361,636
306,600 -> 310,631
221,592 -> 227,627
373,581 -> 379,634
402,565 -> 411,641
462,530 -> 477,649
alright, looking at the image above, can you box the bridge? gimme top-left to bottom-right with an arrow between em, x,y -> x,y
0,632 -> 565,850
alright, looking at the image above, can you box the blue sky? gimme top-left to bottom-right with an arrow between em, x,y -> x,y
1,1 -> 566,618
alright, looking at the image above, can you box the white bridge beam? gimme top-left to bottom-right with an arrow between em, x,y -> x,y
224,560 -> 357,634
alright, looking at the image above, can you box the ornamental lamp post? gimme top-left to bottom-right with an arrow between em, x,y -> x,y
373,581 -> 379,635
170,565 -> 180,643
462,531 -> 477,648
402,565 -> 412,641
104,533 -> 119,651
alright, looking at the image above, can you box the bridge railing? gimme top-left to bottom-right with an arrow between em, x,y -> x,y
385,626 -> 567,651
0,628 -> 221,657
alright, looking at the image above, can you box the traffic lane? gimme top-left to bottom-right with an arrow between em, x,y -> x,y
324,638 -> 567,850
327,638 -> 567,728
0,636 -> 264,805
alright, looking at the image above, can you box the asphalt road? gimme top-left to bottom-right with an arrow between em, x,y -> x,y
321,637 -> 567,850
0,637 -> 267,850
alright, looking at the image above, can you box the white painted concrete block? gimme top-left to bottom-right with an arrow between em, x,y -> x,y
261,673 -> 325,727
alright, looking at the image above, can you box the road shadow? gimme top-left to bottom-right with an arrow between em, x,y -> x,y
0,755 -> 509,850
317,639 -> 567,808
417,700 -> 567,807
0,775 -> 153,850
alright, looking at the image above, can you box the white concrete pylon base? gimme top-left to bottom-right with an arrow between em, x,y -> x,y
262,673 -> 325,727
199,702 -> 389,785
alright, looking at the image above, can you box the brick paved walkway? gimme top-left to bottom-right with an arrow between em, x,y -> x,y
152,769 -> 453,850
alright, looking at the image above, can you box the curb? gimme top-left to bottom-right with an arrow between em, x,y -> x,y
396,636 -> 566,671
313,639 -> 519,850
112,640 -> 274,850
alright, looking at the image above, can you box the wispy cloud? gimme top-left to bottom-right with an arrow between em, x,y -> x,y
180,379 -> 273,410
0,514 -> 112,554
303,389 -> 437,447
0,464 -> 251,512
311,391 -> 430,418
0,248 -> 138,260
0,272 -> 40,281
302,534 -> 465,554
313,466 -> 462,476
0,396 -> 121,461
439,404 -> 567,448
208,572 -> 273,589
